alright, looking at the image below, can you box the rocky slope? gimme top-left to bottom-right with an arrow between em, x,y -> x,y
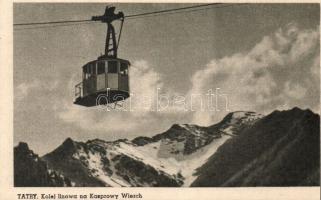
14,108 -> 320,187
191,107 -> 320,186
14,142 -> 72,186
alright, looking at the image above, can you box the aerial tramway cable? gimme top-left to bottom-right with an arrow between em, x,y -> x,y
14,3 -> 247,31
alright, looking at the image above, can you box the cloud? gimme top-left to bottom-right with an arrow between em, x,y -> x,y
59,23 -> 320,132
189,23 -> 320,125
128,60 -> 163,114
16,81 -> 40,100
16,79 -> 60,101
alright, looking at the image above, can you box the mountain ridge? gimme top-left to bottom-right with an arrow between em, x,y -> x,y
14,108 -> 320,187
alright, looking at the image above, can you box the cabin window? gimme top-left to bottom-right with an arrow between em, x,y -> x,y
83,65 -> 91,79
108,61 -> 118,73
91,63 -> 96,75
97,61 -> 105,74
120,62 -> 128,75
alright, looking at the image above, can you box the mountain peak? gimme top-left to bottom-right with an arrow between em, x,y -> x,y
291,106 -> 302,111
61,137 -> 77,151
63,137 -> 74,146
170,124 -> 185,130
268,107 -> 317,120
43,137 -> 79,159
290,107 -> 316,115
15,142 -> 30,153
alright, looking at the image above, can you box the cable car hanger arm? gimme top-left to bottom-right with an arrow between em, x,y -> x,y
91,6 -> 125,58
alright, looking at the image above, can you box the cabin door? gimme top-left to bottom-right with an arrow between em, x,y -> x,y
119,62 -> 129,92
83,63 -> 96,96
107,60 -> 118,89
96,61 -> 106,91
83,76 -> 96,96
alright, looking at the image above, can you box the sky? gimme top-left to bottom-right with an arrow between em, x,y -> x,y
14,3 -> 320,155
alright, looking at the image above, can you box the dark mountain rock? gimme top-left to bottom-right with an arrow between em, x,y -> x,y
112,154 -> 183,187
14,142 -> 71,187
42,138 -> 107,187
208,111 -> 262,135
131,136 -> 154,146
191,108 -> 320,187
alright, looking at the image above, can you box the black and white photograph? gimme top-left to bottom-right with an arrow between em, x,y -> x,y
10,2 -> 320,191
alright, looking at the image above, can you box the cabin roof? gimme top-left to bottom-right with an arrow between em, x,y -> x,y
82,58 -> 131,69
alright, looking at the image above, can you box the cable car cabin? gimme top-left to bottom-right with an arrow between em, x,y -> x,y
74,6 -> 129,107
74,57 -> 130,107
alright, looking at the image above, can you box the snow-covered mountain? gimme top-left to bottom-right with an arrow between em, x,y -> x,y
40,111 -> 261,187
192,107 -> 320,186
14,108 -> 320,187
